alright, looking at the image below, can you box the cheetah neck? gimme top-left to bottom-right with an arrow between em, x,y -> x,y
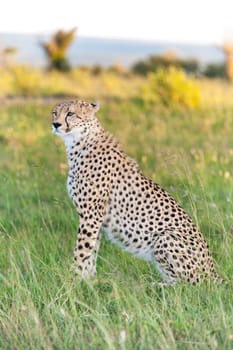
64,121 -> 105,167
63,119 -> 104,152
63,127 -> 88,151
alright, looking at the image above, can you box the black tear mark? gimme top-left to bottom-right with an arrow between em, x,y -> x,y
65,115 -> 70,132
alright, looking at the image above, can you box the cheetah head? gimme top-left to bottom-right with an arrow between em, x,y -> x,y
52,100 -> 99,139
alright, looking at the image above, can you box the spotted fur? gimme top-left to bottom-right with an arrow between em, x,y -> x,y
52,100 -> 221,284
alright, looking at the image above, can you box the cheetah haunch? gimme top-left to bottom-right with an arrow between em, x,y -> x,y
52,100 -> 221,285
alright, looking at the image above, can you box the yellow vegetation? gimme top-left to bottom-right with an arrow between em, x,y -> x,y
1,65 -> 233,109
141,67 -> 200,109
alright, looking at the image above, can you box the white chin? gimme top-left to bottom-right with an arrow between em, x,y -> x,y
52,127 -> 65,136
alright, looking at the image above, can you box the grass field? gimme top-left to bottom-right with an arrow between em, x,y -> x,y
0,92 -> 233,349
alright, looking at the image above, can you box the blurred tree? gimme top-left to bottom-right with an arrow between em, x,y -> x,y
132,51 -> 200,76
202,63 -> 225,78
223,43 -> 233,81
41,28 -> 77,71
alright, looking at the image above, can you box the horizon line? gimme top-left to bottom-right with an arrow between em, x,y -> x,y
0,31 -> 223,47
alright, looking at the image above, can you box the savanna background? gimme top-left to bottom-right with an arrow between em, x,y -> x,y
0,1 -> 233,349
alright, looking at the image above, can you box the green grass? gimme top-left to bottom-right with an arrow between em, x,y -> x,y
0,99 -> 233,349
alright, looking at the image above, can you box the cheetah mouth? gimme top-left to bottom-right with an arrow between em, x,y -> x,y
52,125 -> 73,137
52,126 -> 60,135
52,125 -> 65,135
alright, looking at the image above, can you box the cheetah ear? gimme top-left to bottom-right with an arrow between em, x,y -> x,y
90,102 -> 100,113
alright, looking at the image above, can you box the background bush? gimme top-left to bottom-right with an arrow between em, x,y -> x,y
141,66 -> 200,109
11,66 -> 42,96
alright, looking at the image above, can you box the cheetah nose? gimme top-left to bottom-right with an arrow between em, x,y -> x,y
52,122 -> 62,129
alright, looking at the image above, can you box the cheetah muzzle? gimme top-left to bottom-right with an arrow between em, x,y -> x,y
51,99 -> 221,285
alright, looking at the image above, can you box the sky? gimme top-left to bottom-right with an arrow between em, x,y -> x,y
1,0 -> 233,44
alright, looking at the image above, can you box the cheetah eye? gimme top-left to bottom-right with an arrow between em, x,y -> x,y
67,111 -> 75,117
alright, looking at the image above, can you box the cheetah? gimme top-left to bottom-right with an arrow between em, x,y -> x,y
52,100 -> 221,285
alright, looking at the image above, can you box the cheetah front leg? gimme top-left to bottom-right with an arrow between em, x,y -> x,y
73,213 -> 103,278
